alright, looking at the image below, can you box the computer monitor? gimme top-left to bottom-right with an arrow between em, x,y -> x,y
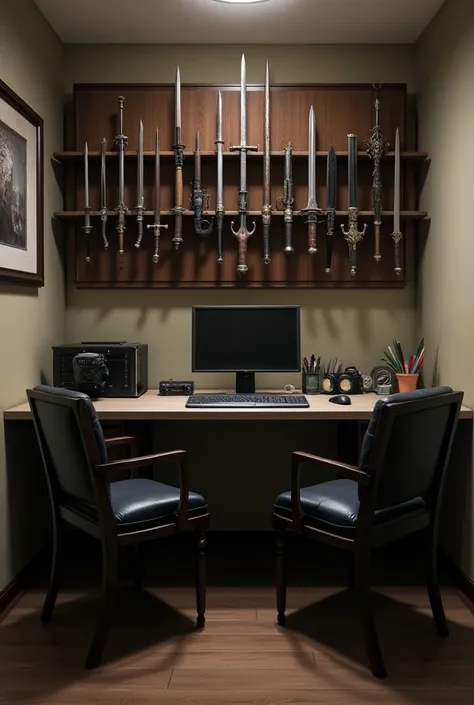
192,305 -> 301,393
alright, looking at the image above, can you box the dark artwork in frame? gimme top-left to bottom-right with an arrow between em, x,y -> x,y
0,78 -> 43,286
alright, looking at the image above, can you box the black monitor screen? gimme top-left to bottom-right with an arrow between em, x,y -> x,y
192,306 -> 300,372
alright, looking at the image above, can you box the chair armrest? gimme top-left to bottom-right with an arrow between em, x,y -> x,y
290,451 -> 371,532
104,436 -> 137,455
96,450 -> 189,529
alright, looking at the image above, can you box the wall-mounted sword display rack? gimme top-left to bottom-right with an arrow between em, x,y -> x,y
57,68 -> 428,288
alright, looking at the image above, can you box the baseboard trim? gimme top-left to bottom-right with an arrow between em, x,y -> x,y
0,550 -> 45,623
441,551 -> 474,616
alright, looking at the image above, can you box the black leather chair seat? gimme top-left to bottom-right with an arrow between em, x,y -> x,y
69,479 -> 207,533
274,479 -> 425,535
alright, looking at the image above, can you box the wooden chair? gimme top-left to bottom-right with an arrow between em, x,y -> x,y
27,385 -> 209,669
272,386 -> 463,679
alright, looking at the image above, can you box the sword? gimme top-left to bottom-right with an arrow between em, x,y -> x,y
325,146 -> 337,273
391,127 -> 403,275
99,138 -> 109,250
364,84 -> 389,262
147,128 -> 168,263
276,142 -> 294,253
134,119 -> 145,248
300,106 -> 323,254
230,54 -> 258,274
83,141 -> 92,263
191,130 -> 213,237
262,60 -> 271,264
172,66 -> 185,249
114,96 -> 129,255
215,91 -> 224,263
341,134 -> 367,275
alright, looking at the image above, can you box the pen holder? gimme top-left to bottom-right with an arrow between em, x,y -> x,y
302,371 -> 322,395
395,373 -> 419,393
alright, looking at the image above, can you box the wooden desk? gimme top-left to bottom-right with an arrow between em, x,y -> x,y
4,389 -> 473,422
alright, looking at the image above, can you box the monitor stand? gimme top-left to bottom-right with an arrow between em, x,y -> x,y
235,371 -> 255,394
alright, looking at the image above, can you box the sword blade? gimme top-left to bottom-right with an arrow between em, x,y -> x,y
348,134 -> 358,208
84,142 -> 90,214
154,128 -> 161,225
216,91 -> 223,208
393,128 -> 400,232
195,130 -> 202,185
176,66 -> 181,129
137,119 -> 144,207
306,106 -> 318,208
240,54 -> 247,195
263,60 -> 270,205
327,145 -> 337,210
100,138 -> 106,210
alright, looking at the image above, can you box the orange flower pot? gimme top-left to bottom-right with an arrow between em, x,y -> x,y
396,373 -> 419,393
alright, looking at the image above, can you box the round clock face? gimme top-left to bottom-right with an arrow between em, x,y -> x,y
371,365 -> 398,392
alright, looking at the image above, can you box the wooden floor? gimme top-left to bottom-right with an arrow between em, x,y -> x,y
1,539 -> 474,704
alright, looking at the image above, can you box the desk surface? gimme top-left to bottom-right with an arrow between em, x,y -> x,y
4,390 -> 473,422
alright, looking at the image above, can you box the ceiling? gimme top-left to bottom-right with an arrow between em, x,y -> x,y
33,0 -> 445,44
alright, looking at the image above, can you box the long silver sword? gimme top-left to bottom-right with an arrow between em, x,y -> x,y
114,96 -> 129,255
99,137 -> 109,250
391,128 -> 403,275
83,141 -> 92,263
216,91 -> 224,263
230,54 -> 258,274
262,60 -> 271,264
134,119 -> 145,248
364,84 -> 389,262
147,128 -> 168,263
300,106 -> 323,254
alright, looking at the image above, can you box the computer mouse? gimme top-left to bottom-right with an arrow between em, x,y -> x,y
329,394 -> 352,405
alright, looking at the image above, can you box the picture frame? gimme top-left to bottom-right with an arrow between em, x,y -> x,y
0,77 -> 44,287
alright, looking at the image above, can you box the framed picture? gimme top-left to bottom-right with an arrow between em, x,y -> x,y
0,77 -> 43,286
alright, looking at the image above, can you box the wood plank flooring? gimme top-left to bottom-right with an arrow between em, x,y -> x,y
2,580 -> 474,704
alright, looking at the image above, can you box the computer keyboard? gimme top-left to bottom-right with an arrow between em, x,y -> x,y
185,393 -> 309,408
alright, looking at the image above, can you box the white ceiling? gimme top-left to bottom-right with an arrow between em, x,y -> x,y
33,0 -> 445,44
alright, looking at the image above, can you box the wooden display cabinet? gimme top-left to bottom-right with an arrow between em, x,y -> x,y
54,82 -> 428,288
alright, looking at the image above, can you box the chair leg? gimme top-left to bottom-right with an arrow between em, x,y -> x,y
85,538 -> 119,670
426,525 -> 448,638
41,516 -> 62,623
196,531 -> 207,629
276,530 -> 287,627
354,550 -> 387,679
133,544 -> 143,590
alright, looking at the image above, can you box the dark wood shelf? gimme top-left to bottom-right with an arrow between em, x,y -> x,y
54,210 -> 428,221
53,150 -> 428,162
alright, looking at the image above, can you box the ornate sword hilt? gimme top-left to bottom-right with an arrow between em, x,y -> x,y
115,205 -> 129,255
261,204 -> 271,264
341,207 -> 367,275
216,206 -> 225,264
190,184 -> 213,237
231,218 -> 256,274
300,203 -> 325,254
147,222 -> 168,263
134,200 -> 146,248
99,206 -> 109,250
391,229 -> 403,275
83,207 -> 92,264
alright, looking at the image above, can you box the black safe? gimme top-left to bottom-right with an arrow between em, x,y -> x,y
52,342 -> 148,397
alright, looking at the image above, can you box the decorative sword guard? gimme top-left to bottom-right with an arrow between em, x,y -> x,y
341,207 -> 367,275
114,96 -> 129,255
276,142 -> 294,253
364,84 -> 389,262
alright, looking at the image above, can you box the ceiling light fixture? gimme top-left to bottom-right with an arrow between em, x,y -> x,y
212,0 -> 270,4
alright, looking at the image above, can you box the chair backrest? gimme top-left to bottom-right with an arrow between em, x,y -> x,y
27,385 -> 108,509
359,386 -> 463,510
